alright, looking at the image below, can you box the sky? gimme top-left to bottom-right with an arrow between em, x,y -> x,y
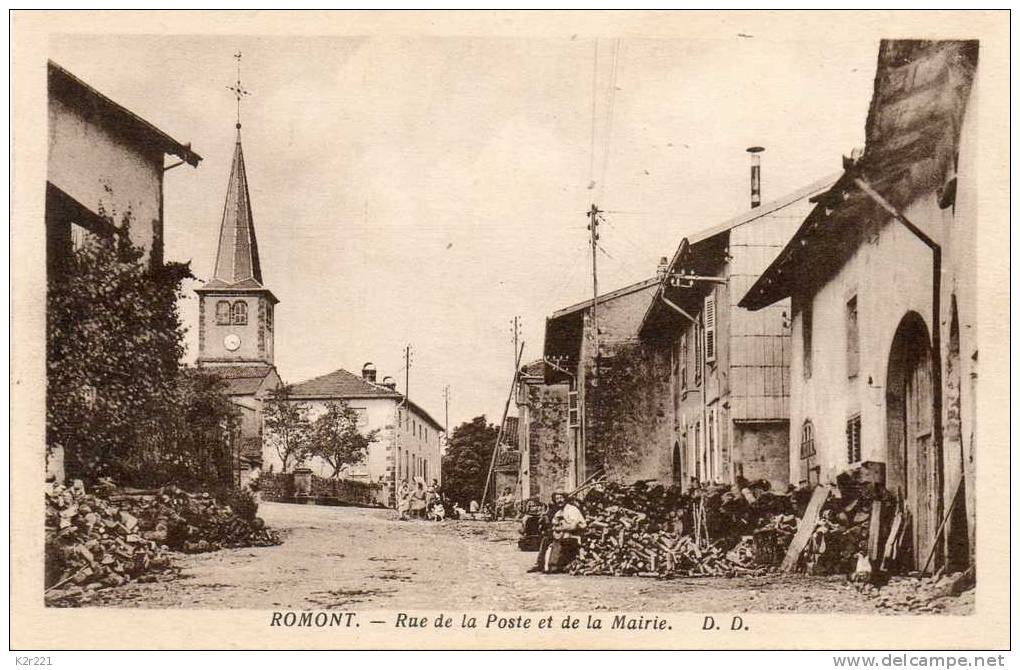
50,33 -> 880,432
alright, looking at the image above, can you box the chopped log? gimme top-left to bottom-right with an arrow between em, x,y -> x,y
780,485 -> 830,572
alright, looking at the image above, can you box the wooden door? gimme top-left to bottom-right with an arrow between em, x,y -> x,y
905,345 -> 936,570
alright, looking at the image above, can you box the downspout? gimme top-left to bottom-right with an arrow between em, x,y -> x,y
657,287 -> 708,486
853,177 -> 945,556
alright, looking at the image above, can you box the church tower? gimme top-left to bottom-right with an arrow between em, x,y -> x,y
195,53 -> 281,487
196,55 -> 278,368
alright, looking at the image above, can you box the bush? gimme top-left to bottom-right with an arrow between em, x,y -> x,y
217,487 -> 259,522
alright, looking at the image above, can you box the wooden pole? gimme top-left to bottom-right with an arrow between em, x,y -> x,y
921,477 -> 964,574
481,341 -> 525,509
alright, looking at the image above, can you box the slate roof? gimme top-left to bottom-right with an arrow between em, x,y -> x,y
203,364 -> 277,396
740,40 -> 978,310
288,368 -> 445,431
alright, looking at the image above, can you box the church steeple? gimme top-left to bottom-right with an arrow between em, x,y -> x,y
196,52 -> 277,368
211,133 -> 263,286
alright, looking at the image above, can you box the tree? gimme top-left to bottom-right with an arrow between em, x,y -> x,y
440,415 -> 499,506
307,400 -> 380,478
46,222 -> 194,484
146,368 -> 241,488
263,385 -> 312,473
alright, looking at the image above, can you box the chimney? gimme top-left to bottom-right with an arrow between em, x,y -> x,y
381,375 -> 396,390
656,256 -> 669,281
361,362 -> 377,383
747,146 -> 764,208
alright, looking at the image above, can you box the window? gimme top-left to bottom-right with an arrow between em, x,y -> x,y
846,414 -> 862,464
846,296 -> 859,378
567,391 -> 580,428
679,331 -> 689,389
707,407 -> 717,481
216,300 -> 231,325
704,293 -> 717,364
694,320 -> 703,385
800,420 -> 816,459
71,222 -> 97,252
232,301 -> 248,326
801,420 -> 819,485
266,304 -> 273,331
802,301 -> 813,380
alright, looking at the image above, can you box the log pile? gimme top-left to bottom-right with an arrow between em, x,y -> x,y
45,480 -> 281,605
45,481 -> 176,605
568,481 -> 795,578
787,478 -> 899,576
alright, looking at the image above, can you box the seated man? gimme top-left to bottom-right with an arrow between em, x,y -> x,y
527,492 -> 586,574
494,487 -> 516,520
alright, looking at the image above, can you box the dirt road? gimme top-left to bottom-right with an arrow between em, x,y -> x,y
92,502 -> 970,613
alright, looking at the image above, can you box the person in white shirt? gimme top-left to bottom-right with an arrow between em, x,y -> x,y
528,492 -> 587,573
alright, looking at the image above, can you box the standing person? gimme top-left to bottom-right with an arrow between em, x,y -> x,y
410,481 -> 427,519
396,480 -> 411,521
425,479 -> 438,512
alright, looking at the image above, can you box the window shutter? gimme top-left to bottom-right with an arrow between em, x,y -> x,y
704,294 -> 717,363
567,391 -> 579,428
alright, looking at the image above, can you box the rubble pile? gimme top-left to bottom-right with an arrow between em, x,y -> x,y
45,480 -> 281,605
569,481 -> 796,578
853,567 -> 975,613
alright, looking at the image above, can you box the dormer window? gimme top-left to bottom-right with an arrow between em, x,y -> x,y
216,300 -> 231,325
232,300 -> 248,325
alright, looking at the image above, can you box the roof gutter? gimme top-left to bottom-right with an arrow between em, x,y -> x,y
657,286 -> 697,325
853,175 -> 945,569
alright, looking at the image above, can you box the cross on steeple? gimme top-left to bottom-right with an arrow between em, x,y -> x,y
226,51 -> 250,130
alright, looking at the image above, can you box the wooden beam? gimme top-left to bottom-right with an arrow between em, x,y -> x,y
781,485 -> 830,572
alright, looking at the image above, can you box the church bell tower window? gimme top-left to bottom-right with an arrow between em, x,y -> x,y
216,300 -> 231,325
232,301 -> 248,325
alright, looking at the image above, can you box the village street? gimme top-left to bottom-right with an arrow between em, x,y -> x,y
88,502 -> 968,614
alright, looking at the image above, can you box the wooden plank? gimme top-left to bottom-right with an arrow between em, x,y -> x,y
781,485 -> 830,572
881,510 -> 903,570
868,500 -> 883,562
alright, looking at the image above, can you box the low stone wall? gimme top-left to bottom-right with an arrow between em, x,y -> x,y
259,472 -> 385,508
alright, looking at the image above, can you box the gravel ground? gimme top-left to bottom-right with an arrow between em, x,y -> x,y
86,502 -> 972,614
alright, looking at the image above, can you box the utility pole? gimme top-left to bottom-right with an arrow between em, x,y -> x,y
443,384 -> 450,439
510,316 -> 522,371
587,204 -> 601,361
404,344 -> 413,401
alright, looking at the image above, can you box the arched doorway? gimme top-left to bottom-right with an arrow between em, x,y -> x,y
672,441 -> 683,486
886,311 -> 940,572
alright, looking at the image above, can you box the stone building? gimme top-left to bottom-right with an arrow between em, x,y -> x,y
638,175 -> 837,490
195,122 -> 281,485
740,40 -> 978,572
266,364 -> 444,505
542,278 -> 664,490
514,360 -> 572,500
46,60 -> 201,274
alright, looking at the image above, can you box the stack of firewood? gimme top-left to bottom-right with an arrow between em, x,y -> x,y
568,481 -> 793,578
45,480 -> 282,605
45,481 -> 176,605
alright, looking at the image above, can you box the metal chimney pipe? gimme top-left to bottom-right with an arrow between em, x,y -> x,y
747,146 -> 764,208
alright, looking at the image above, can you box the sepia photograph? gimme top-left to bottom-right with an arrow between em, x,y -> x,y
10,9 -> 1010,652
